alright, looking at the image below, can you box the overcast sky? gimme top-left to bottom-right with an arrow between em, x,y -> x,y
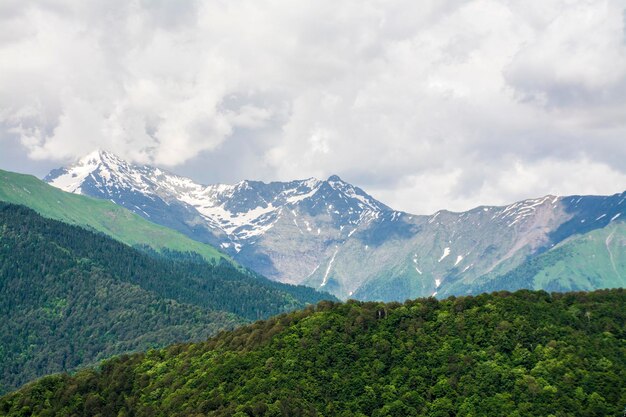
1,0 -> 625,214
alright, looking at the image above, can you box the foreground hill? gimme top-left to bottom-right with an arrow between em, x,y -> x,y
46,150 -> 626,300
3,289 -> 624,416
0,203 -> 333,392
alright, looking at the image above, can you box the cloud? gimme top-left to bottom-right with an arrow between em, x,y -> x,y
505,2 -> 626,106
370,157 -> 626,214
0,0 -> 625,213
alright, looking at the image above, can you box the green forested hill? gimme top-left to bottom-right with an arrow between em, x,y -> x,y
0,169 -> 227,262
0,203 -> 333,392
3,289 -> 624,416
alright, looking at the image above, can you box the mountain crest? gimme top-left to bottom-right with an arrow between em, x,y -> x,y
80,148 -> 108,162
45,151 -> 394,254
71,148 -> 133,171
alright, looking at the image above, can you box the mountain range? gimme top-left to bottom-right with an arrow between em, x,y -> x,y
45,150 -> 626,300
0,154 -> 624,409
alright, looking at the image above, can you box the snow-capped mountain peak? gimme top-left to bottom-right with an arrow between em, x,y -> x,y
45,151 -> 393,251
44,149 -> 110,193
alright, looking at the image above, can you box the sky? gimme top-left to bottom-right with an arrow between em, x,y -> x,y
1,0 -> 626,214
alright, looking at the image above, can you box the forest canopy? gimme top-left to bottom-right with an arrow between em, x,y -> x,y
2,288 -> 624,416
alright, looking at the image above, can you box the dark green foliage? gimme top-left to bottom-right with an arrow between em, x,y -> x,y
0,203 -> 334,392
2,289 -> 624,416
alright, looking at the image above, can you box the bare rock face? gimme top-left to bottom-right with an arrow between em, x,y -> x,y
46,150 -> 626,300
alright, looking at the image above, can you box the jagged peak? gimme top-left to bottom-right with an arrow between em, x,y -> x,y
46,150 -> 151,193
47,152 -> 392,215
301,177 -> 323,189
77,148 -> 116,164
75,149 -> 104,165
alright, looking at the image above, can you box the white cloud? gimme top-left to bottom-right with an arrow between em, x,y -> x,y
372,158 -> 626,214
504,1 -> 626,111
0,0 -> 625,213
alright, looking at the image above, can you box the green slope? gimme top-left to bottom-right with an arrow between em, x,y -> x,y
460,221 -> 626,295
0,169 -> 225,262
533,221 -> 626,290
2,290 -> 624,416
0,203 -> 334,392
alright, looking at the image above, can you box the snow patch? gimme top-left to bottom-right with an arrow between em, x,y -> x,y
293,219 -> 304,234
438,247 -> 450,262
507,219 -> 520,228
307,264 -> 320,278
412,256 -> 422,274
454,255 -> 463,266
428,211 -> 440,224
321,248 -> 339,287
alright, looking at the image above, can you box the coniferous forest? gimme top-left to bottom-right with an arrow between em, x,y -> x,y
0,203 -> 334,392
1,288 -> 624,416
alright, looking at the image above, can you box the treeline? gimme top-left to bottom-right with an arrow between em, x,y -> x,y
0,203 -> 333,391
2,289 -> 624,416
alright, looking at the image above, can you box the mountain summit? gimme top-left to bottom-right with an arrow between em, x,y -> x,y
46,151 -> 626,300
45,151 -> 390,226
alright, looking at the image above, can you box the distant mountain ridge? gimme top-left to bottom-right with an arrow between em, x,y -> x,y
45,150 -> 393,251
45,150 -> 626,300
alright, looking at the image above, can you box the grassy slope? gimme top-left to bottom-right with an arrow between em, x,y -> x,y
454,220 -> 626,295
0,169 -> 226,262
533,221 -> 626,290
